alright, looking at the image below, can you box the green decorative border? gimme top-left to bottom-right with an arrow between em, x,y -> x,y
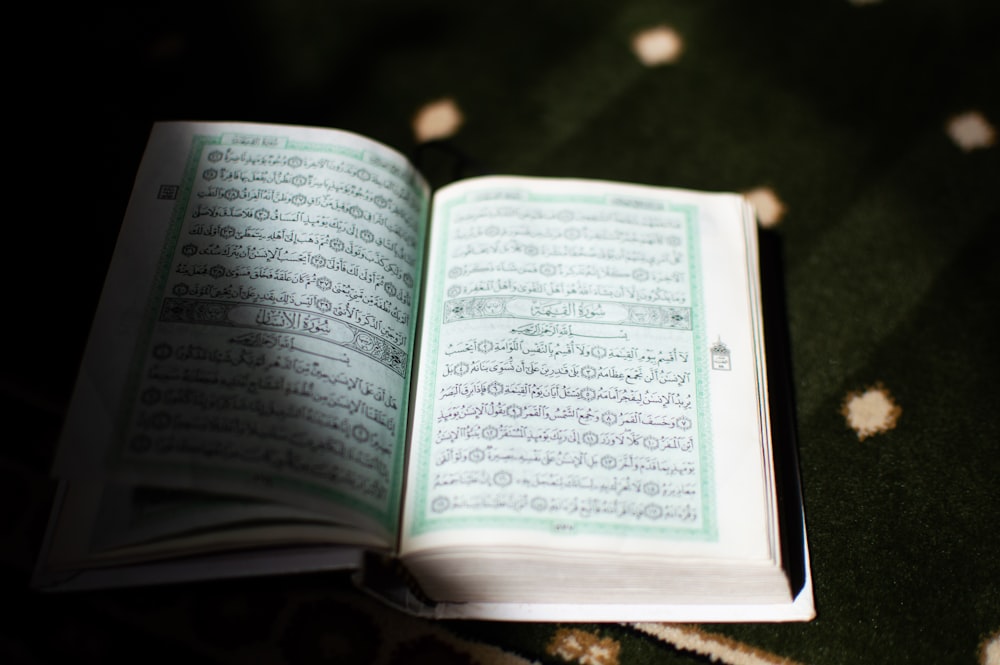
411,191 -> 717,541
109,131 -> 429,536
674,202 -> 717,542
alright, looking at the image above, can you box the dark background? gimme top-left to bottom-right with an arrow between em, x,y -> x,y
7,1 -> 999,663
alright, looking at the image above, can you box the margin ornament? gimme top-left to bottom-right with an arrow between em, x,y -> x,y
710,338 -> 731,370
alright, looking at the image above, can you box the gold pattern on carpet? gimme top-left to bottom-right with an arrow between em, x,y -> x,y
841,382 -> 901,441
946,110 -> 996,152
743,187 -> 787,229
547,628 -> 622,665
630,624 -> 806,665
413,98 -> 465,143
630,25 -> 684,67
979,629 -> 1000,665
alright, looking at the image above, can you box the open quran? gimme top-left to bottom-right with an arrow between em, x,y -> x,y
34,121 -> 814,622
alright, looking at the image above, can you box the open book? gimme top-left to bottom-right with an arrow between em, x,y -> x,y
34,121 -> 814,622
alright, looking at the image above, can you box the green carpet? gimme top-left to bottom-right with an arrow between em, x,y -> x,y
7,1 -> 998,663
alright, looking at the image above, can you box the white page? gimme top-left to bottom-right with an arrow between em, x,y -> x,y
402,176 -> 774,562
54,121 -> 430,543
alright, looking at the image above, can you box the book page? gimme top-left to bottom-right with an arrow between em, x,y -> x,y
401,176 -> 774,561
55,121 -> 430,542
